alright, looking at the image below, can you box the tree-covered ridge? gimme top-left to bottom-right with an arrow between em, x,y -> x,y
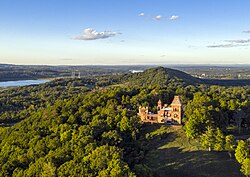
116,66 -> 250,87
0,87 -> 145,176
119,67 -> 202,87
0,78 -> 96,123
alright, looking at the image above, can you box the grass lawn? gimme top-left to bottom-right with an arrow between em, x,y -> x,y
141,124 -> 244,177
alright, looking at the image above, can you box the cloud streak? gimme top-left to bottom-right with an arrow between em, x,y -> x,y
207,43 -> 249,48
143,14 -> 179,21
224,39 -> 250,44
207,38 -> 250,48
169,15 -> 179,20
73,28 -> 121,40
153,15 -> 179,21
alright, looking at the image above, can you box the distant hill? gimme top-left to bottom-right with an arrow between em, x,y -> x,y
116,66 -> 250,87
119,66 -> 202,87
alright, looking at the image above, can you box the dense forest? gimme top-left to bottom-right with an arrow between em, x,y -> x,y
0,67 -> 250,176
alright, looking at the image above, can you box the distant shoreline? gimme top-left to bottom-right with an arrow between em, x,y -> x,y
0,79 -> 51,88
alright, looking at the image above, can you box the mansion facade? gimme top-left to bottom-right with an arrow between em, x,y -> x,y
138,96 -> 182,124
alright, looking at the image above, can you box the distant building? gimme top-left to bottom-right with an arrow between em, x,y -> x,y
129,70 -> 144,73
138,96 -> 182,124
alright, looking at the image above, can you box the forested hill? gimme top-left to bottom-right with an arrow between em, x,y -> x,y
117,67 -> 250,87
0,86 -> 156,176
118,67 -> 202,87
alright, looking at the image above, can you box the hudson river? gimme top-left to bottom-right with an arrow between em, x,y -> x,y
0,80 -> 50,87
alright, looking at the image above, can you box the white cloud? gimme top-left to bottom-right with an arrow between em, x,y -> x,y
151,15 -> 179,21
153,15 -> 162,20
73,28 -> 121,40
139,13 -> 145,16
169,15 -> 179,20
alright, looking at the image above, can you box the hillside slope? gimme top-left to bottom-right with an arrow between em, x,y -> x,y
119,67 -> 202,87
0,87 -> 142,176
141,125 -> 243,177
118,66 -> 250,87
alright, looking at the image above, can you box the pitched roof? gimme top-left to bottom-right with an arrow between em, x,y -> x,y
171,96 -> 181,105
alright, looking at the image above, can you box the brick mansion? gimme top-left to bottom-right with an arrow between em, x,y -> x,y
138,96 -> 182,124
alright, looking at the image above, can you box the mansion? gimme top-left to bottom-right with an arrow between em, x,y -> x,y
138,96 -> 182,124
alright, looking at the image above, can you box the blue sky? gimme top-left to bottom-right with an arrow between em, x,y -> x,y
0,0 -> 250,65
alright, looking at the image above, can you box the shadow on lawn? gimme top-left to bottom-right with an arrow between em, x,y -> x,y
147,147 -> 243,177
143,127 -> 244,177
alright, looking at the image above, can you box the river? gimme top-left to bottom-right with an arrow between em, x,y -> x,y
0,79 -> 50,87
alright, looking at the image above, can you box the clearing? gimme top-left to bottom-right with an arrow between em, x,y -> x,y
141,124 -> 243,177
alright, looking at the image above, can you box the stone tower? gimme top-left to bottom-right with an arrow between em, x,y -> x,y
138,106 -> 148,121
170,96 -> 182,124
157,100 -> 162,111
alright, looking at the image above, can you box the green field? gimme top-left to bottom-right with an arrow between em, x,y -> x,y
142,125 -> 243,177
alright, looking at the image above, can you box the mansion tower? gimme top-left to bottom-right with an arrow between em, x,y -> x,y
138,96 -> 182,124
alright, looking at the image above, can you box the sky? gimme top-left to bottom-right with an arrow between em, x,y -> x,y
0,0 -> 250,65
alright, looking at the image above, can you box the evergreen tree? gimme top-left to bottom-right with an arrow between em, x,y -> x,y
214,128 -> 225,151
200,126 -> 215,151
